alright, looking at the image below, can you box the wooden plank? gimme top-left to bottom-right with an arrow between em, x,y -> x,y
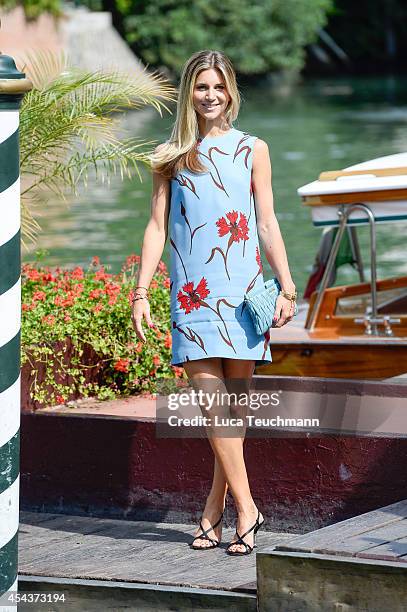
275,499 -> 407,554
19,511 -> 297,593
308,519 -> 407,558
357,537 -> 407,562
19,516 -> 116,551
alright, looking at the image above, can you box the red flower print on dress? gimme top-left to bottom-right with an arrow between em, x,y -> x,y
206,210 -> 249,280
217,210 -> 249,242
177,278 -> 210,314
177,277 -> 237,352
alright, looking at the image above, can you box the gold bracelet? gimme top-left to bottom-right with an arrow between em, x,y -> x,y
280,289 -> 297,301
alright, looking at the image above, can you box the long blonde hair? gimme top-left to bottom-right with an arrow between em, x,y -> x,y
150,50 -> 241,179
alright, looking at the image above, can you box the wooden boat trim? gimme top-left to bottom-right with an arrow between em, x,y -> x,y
305,276 -> 407,333
313,275 -> 407,299
319,167 -> 407,181
302,188 -> 407,207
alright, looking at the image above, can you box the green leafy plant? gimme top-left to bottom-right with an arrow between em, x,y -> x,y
1,0 -> 61,19
81,0 -> 333,77
18,50 -> 176,248
21,253 -> 184,407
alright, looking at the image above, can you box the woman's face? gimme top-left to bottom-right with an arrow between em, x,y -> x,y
192,68 -> 230,121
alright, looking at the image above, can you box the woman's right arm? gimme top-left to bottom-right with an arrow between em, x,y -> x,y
131,145 -> 171,342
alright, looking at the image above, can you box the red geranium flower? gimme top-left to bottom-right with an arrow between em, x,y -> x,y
27,269 -> 41,281
104,281 -> 121,296
158,260 -> 167,273
72,283 -> 84,296
216,210 -> 249,242
42,314 -> 56,326
42,271 -> 56,283
89,288 -> 103,299
32,290 -> 46,302
114,358 -> 130,372
177,278 -> 210,314
71,266 -> 84,279
94,268 -> 112,281
123,254 -> 140,268
54,288 -> 76,307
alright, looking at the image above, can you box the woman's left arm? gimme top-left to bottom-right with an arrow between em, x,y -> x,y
252,138 -> 296,327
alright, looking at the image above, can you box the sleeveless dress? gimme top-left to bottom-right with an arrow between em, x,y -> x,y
169,126 -> 272,367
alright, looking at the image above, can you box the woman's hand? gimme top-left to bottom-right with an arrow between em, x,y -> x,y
131,297 -> 156,342
272,294 -> 295,328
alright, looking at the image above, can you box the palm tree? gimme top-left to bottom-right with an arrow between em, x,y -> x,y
18,50 -> 177,248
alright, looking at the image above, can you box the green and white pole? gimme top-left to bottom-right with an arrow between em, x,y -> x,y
0,52 -> 32,608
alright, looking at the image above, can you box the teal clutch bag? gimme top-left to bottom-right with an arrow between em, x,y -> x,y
243,277 -> 298,335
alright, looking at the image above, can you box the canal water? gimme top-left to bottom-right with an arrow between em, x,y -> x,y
23,76 -> 407,295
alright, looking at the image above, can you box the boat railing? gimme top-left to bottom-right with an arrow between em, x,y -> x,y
307,202 -> 401,336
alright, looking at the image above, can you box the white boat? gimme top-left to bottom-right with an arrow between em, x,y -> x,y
298,152 -> 407,226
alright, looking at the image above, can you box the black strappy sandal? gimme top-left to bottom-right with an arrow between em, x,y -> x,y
190,512 -> 224,550
226,510 -> 264,556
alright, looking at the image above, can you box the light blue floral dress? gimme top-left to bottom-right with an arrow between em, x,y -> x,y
169,126 -> 272,367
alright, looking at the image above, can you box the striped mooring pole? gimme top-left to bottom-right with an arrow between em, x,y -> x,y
0,50 -> 32,608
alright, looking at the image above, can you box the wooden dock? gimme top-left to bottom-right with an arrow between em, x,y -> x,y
18,511 -> 296,611
18,500 -> 407,610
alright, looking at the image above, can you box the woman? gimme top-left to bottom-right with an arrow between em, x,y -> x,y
131,50 -> 296,555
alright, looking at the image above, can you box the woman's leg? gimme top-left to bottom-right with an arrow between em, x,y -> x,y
183,357 -> 260,552
182,357 -> 229,548
221,358 -> 260,554
206,360 -> 252,527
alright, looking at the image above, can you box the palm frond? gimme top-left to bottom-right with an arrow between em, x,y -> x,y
17,50 -> 177,248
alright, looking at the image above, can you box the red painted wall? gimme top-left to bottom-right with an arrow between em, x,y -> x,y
20,412 -> 407,532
